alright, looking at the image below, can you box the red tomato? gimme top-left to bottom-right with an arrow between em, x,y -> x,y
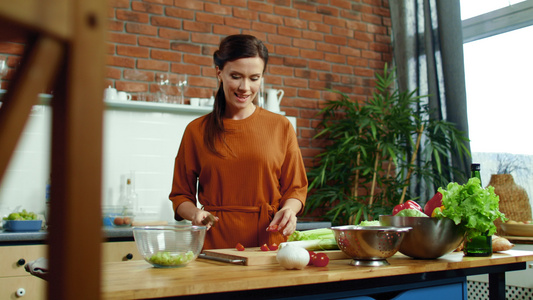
266,224 -> 278,232
307,250 -> 317,266
260,244 -> 270,251
235,243 -> 245,251
268,243 -> 279,251
313,253 -> 329,267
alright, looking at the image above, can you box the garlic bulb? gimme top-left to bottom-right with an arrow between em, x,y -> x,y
276,244 -> 310,270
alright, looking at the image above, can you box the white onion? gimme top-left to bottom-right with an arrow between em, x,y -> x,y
276,244 -> 309,270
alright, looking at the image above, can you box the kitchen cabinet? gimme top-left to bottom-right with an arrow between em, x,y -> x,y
0,241 -> 141,299
0,245 -> 46,278
0,276 -> 46,300
0,245 -> 46,300
101,241 -> 141,262
392,281 -> 467,299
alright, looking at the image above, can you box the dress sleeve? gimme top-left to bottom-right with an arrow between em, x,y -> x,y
279,122 -> 308,214
169,123 -> 200,220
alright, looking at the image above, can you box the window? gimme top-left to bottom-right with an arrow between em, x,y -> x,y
461,0 -> 526,19
461,1 -> 533,200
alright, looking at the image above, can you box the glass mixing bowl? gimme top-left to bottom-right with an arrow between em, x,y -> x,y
133,225 -> 206,268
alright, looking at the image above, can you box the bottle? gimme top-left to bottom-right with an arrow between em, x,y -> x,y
124,174 -> 138,216
471,163 -> 482,186
464,163 -> 492,257
118,174 -> 127,211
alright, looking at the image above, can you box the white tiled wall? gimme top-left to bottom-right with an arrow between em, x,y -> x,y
0,104 -> 202,222
0,105 -> 51,218
102,109 -> 199,222
0,103 -> 297,223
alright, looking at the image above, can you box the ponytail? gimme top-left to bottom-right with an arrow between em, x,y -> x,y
203,83 -> 226,156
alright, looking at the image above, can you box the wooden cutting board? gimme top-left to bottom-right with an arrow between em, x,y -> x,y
200,247 -> 350,266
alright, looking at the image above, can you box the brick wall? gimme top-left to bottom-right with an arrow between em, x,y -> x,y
0,0 -> 392,168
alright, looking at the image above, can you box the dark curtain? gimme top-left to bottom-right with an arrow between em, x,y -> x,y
389,0 -> 471,202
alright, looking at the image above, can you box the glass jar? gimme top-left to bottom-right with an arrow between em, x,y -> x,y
464,231 -> 492,257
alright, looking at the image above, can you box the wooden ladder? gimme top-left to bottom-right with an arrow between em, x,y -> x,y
0,1 -> 107,299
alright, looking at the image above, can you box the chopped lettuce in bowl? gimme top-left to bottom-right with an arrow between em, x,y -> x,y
358,220 -> 381,226
395,209 -> 429,218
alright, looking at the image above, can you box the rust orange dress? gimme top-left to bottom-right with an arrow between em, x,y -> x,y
169,107 -> 308,249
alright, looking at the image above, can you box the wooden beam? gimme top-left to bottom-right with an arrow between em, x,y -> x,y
47,0 -> 107,299
0,0 -> 107,299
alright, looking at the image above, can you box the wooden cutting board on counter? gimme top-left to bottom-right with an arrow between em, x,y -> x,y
200,247 -> 350,266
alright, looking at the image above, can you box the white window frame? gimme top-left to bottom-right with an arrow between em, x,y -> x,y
462,0 -> 533,43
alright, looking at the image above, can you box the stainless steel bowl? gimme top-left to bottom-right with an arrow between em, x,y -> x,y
379,215 -> 465,259
331,225 -> 412,266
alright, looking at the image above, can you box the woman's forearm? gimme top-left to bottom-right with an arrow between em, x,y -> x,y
281,198 -> 303,215
176,201 -> 201,222
177,201 -> 218,228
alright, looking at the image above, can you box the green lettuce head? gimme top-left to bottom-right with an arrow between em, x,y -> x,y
434,177 -> 507,239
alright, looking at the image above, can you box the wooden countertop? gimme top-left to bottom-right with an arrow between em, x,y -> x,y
101,250 -> 533,300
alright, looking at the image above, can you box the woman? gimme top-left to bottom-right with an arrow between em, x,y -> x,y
169,34 -> 308,249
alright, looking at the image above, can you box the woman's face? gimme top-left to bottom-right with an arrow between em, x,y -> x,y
217,56 -> 264,116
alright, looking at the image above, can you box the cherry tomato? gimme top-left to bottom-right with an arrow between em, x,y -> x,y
268,243 -> 279,251
307,250 -> 317,266
313,253 -> 329,267
235,243 -> 245,251
260,244 -> 270,251
266,224 -> 278,232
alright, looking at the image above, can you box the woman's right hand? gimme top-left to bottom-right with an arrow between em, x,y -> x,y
177,202 -> 219,230
192,210 -> 218,230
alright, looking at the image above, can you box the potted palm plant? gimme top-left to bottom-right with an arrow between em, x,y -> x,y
305,64 -> 470,225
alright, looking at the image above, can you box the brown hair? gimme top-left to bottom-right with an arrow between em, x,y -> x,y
203,34 -> 269,156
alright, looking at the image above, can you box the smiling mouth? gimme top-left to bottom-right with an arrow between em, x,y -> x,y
235,93 -> 250,102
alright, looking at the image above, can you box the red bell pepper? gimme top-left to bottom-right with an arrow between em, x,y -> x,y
392,200 -> 422,216
423,192 -> 443,216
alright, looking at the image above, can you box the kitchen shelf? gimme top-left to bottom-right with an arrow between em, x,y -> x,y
1,92 -> 291,116
0,91 -> 213,115
105,99 -> 212,114
103,100 -> 288,115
